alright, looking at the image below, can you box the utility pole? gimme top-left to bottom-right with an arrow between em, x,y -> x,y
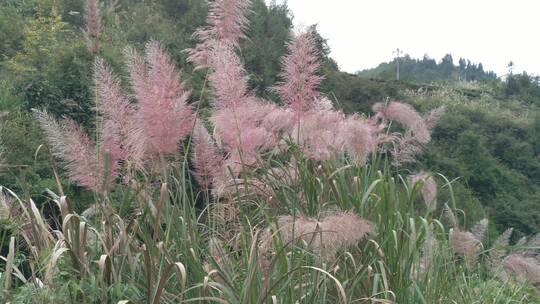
507,61 -> 514,76
393,48 -> 402,81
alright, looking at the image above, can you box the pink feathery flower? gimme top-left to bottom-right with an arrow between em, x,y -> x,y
408,171 -> 437,210
261,106 -> 296,134
191,121 -> 225,192
94,58 -> 145,169
262,211 -> 373,260
187,0 -> 252,67
448,218 -> 487,271
290,110 -> 345,161
207,45 -> 250,109
372,101 -> 422,129
373,101 -> 430,144
489,228 -> 514,268
389,133 -> 423,166
212,107 -> 273,174
500,253 -> 540,284
470,218 -> 489,243
33,110 -> 107,191
339,115 -> 378,165
206,46 -> 275,174
424,106 -> 446,131
274,30 -> 324,113
449,229 -> 481,270
83,0 -> 101,54
373,101 -> 444,166
126,42 -> 194,155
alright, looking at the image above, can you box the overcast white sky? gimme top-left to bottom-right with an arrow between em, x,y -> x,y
275,0 -> 540,76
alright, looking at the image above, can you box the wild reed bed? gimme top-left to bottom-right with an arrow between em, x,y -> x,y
0,0 -> 539,303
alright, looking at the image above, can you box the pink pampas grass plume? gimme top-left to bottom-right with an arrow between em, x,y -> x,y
210,88 -> 275,175
207,45 -> 250,109
191,121 -> 225,192
448,217 -> 487,271
373,102 -> 445,166
83,0 -> 101,54
261,107 -> 296,133
339,115 -> 378,165
408,171 -> 437,211
424,106 -> 446,131
290,110 -> 345,162
489,228 -> 514,267
262,211 -> 373,259
126,42 -> 194,155
274,30 -> 324,113
94,58 -> 145,169
449,229 -> 482,270
373,101 -> 431,144
187,0 -> 252,67
470,218 -> 489,243
499,253 -> 540,284
33,110 -> 107,191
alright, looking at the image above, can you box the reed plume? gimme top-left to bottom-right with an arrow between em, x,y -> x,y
274,30 -> 324,113
33,110 -> 105,191
262,211 -> 373,259
409,171 -> 437,211
83,0 -> 101,54
187,0 -> 252,67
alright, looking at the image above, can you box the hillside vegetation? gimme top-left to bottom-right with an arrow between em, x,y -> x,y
0,0 -> 540,303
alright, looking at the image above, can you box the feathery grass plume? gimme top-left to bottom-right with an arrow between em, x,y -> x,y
443,203 -> 458,229
449,230 -> 481,256
33,110 -> 105,191
207,44 -> 250,109
448,218 -> 487,271
449,229 -> 482,270
408,171 -> 437,211
388,134 -> 423,166
499,253 -> 540,284
424,106 -> 447,131
315,96 -> 335,111
373,101 -> 442,166
524,234 -> 540,253
274,30 -> 324,113
373,101 -> 428,142
262,211 -> 373,259
83,0 -> 101,54
339,115 -> 378,165
470,218 -> 489,243
290,110 -> 345,162
191,121 -> 225,192
187,0 -> 252,67
212,104 -> 274,175
126,42 -> 194,155
207,46 -> 275,174
94,58 -> 145,169
261,106 -> 296,135
489,228 -> 514,268
489,229 -> 540,285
